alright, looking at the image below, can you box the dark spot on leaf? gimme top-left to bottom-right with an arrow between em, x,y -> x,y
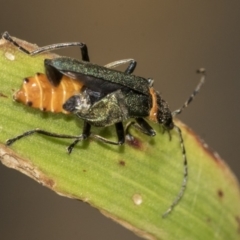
44,178 -> 55,188
206,217 -> 212,223
0,92 -> 8,98
217,189 -> 224,198
235,216 -> 240,233
83,169 -> 87,172
119,160 -> 125,166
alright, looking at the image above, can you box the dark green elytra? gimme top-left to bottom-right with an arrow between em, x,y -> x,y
45,58 -> 151,95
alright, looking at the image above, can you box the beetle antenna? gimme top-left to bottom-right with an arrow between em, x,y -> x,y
163,69 -> 205,217
162,124 -> 187,218
172,68 -> 206,117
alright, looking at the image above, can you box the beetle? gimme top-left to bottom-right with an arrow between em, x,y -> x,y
2,32 -> 205,217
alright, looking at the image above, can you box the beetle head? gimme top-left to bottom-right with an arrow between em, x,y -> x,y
155,91 -> 174,130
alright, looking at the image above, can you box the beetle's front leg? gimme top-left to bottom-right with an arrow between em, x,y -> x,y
126,118 -> 156,141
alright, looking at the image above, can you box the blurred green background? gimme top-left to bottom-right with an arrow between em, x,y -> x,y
0,1 -> 239,239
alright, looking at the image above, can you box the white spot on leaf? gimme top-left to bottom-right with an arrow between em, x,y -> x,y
5,52 -> 15,61
132,193 -> 143,206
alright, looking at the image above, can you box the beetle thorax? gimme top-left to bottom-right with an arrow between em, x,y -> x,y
148,88 -> 174,129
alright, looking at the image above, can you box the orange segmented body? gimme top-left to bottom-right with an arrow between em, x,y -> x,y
14,73 -> 84,114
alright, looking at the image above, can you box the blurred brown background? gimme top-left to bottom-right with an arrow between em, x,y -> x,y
0,1 -> 239,239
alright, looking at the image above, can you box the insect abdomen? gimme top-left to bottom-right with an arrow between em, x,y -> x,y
14,73 -> 84,114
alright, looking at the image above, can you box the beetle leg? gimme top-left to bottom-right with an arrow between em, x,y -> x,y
135,118 -> 156,136
90,122 -> 125,145
6,129 -> 86,146
162,127 -> 172,141
2,31 -> 89,61
68,122 -> 125,153
126,118 -> 156,138
125,60 -> 137,74
104,59 -> 137,74
80,45 -> 90,61
115,122 -> 125,144
67,121 -> 91,153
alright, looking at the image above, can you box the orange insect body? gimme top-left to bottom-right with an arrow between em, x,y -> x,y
14,73 -> 84,114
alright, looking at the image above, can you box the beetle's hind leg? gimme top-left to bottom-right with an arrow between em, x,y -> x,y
2,32 -> 31,55
6,121 -> 125,153
105,59 -> 137,74
2,31 -> 89,61
6,122 -> 92,153
6,129 -> 86,147
125,60 -> 136,74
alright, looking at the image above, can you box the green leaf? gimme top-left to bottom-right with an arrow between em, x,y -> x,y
0,35 -> 240,240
